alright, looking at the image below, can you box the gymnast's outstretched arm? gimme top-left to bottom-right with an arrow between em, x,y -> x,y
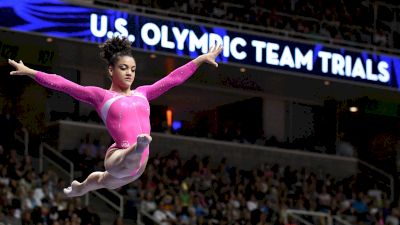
8,59 -> 104,106
136,45 -> 223,101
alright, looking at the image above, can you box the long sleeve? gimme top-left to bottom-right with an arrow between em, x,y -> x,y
136,61 -> 198,101
34,71 -> 105,106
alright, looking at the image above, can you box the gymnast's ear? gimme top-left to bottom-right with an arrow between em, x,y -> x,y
108,65 -> 113,77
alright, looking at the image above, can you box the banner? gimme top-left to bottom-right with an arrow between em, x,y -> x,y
1,0 -> 399,88
0,39 -> 56,67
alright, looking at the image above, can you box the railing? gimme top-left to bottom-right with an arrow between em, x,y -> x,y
39,143 -> 74,183
85,189 -> 124,218
71,0 -> 400,56
284,209 -> 352,225
38,142 -> 124,218
374,1 -> 400,32
14,127 -> 29,155
138,208 -> 352,225
137,209 -> 160,225
332,215 -> 353,225
10,125 -> 125,219
358,160 -> 395,202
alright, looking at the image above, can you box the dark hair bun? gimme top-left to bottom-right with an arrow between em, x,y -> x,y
99,36 -> 133,64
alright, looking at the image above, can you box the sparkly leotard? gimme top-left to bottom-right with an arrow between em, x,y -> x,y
34,61 -> 197,174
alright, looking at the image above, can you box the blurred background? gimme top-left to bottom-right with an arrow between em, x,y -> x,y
0,0 -> 400,224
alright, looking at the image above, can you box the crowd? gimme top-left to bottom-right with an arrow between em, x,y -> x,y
99,0 -> 398,49
125,151 -> 400,224
69,133 -> 398,225
0,106 -> 397,225
123,150 -> 398,225
0,143 -> 102,225
0,117 -> 397,225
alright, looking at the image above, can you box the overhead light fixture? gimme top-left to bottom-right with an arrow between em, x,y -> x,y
240,67 -> 246,73
46,37 -> 53,43
150,53 -> 157,59
349,106 -> 358,112
324,80 -> 330,86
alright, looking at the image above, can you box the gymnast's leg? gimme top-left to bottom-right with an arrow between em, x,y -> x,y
64,156 -> 149,197
104,134 -> 152,179
63,134 -> 151,197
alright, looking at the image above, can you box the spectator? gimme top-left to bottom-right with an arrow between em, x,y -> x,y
335,132 -> 354,157
153,200 -> 177,225
78,134 -> 98,158
374,28 -> 389,47
97,0 -> 398,50
140,191 -> 157,213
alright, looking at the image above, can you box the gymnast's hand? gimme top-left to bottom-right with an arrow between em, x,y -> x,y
8,59 -> 37,77
194,44 -> 223,67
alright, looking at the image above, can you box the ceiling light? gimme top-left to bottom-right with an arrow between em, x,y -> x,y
349,106 -> 358,112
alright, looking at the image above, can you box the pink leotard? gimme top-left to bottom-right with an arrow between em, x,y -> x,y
34,61 -> 198,174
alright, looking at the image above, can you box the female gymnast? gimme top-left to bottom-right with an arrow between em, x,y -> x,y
8,37 -> 222,197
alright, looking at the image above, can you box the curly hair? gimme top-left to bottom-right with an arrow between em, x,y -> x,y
99,36 -> 134,66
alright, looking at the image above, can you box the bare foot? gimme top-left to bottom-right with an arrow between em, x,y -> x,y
135,134 -> 152,154
63,180 -> 83,197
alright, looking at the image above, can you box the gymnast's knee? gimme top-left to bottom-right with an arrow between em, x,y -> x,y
96,172 -> 107,185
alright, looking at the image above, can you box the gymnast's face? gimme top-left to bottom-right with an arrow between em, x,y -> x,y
109,56 -> 136,89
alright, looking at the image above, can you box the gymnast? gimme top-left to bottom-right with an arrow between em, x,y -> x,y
8,36 -> 222,197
